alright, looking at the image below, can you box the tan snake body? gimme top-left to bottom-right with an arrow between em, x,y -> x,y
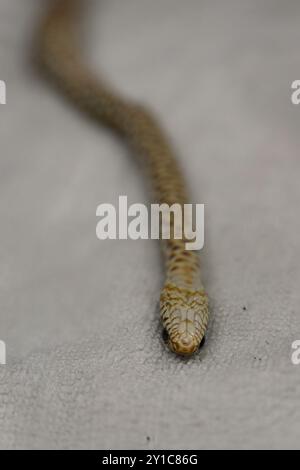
38,0 -> 209,356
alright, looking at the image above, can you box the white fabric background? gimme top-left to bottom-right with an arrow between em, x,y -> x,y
0,0 -> 299,449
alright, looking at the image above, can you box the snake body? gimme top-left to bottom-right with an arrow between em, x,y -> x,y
38,0 -> 209,356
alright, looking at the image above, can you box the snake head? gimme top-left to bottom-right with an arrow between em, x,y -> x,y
160,284 -> 209,357
166,320 -> 203,356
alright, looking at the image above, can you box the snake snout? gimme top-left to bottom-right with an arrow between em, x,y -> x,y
168,333 -> 199,356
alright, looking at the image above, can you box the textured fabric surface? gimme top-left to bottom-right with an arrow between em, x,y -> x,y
0,0 -> 300,449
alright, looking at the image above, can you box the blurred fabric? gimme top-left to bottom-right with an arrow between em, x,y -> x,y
0,0 -> 299,449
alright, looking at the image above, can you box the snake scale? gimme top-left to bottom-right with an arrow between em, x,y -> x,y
37,0 -> 209,356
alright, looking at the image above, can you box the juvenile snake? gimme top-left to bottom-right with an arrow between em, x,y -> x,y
37,0 -> 209,356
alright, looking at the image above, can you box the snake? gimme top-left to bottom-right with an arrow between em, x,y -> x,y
37,0 -> 209,356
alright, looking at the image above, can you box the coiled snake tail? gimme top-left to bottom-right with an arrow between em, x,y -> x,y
37,0 -> 209,356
